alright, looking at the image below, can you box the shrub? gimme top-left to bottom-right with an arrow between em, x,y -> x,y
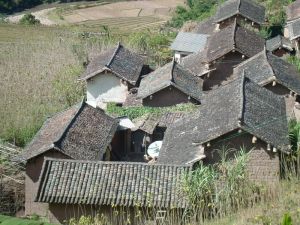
168,0 -> 218,28
19,13 -> 40,25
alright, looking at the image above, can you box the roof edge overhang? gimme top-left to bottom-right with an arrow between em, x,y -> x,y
241,126 -> 290,154
193,126 -> 290,154
137,81 -> 172,99
78,67 -> 111,81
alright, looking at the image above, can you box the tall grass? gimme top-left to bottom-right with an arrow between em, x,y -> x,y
0,24 -> 119,146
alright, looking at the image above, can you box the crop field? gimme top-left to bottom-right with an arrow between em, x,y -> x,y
76,16 -> 166,32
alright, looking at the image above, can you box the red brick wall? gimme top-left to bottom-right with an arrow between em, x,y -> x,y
48,204 -> 136,225
203,131 -> 280,183
25,150 -> 70,217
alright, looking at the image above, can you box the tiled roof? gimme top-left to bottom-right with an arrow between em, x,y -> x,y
266,35 -> 294,52
214,0 -> 265,25
158,112 -> 186,128
170,32 -> 209,53
205,21 -> 265,62
287,19 -> 300,40
234,50 -> 300,95
193,17 -> 217,35
80,43 -> 145,85
180,51 -> 214,77
158,76 -> 289,165
287,0 -> 300,22
35,158 -> 191,208
137,61 -> 203,101
18,101 -> 118,161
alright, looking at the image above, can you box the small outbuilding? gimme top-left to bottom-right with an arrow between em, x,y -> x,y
214,0 -> 266,30
35,158 -> 191,224
79,43 -> 146,108
266,35 -> 295,57
158,76 -> 290,183
138,60 -> 203,107
233,49 -> 300,118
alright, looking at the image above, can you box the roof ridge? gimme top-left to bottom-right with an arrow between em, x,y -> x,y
106,42 -> 121,68
170,57 -> 176,82
264,50 -> 277,80
232,19 -> 238,48
53,99 -> 86,148
237,0 -> 242,11
42,157 -> 193,168
238,73 -> 246,125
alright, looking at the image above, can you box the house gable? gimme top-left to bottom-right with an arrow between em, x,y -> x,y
86,71 -> 128,107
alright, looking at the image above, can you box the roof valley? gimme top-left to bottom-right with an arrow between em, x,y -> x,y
54,100 -> 85,149
106,42 -> 121,68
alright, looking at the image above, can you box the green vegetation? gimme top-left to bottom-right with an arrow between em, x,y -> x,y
288,56 -> 300,72
168,0 -> 218,28
19,13 -> 40,25
107,103 -> 197,120
0,214 -> 53,225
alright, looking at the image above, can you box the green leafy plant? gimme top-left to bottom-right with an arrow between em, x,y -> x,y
19,13 -> 40,25
282,213 -> 292,225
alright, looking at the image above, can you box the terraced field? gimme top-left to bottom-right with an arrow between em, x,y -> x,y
77,16 -> 166,32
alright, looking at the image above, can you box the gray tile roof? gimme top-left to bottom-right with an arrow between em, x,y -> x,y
170,32 -> 209,53
35,158 -> 191,208
266,35 -> 294,52
287,0 -> 300,22
205,21 -> 265,62
214,0 -> 265,25
287,19 -> 300,40
158,76 -> 289,165
234,50 -> 300,95
80,43 -> 145,85
18,101 -> 118,161
193,17 -> 217,35
137,61 -> 203,101
180,51 -> 214,76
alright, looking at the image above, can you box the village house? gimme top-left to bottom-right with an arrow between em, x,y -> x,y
137,60 -> 203,107
266,35 -> 295,58
158,76 -> 290,182
79,43 -> 148,109
199,21 -> 265,90
214,0 -> 265,31
170,32 -> 209,62
34,158 -> 190,224
233,49 -> 300,118
15,101 -> 126,217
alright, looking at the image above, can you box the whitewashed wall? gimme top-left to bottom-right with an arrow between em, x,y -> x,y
86,72 -> 128,108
